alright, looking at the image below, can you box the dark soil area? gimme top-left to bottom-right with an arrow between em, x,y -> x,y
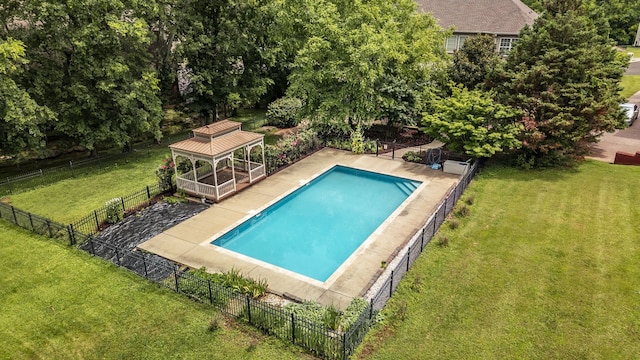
80,201 -> 209,281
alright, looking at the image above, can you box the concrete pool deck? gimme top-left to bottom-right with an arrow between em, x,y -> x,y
138,148 -> 459,309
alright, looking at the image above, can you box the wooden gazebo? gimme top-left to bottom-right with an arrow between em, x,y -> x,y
169,120 -> 266,202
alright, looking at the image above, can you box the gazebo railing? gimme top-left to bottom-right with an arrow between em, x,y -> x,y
249,164 -> 265,181
216,179 -> 235,199
176,177 -> 197,193
197,182 -> 218,198
195,165 -> 214,180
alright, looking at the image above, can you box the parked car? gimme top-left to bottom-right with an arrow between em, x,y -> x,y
620,103 -> 638,126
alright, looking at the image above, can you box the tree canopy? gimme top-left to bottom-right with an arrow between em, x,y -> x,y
494,4 -> 628,167
286,0 -> 449,130
0,38 -> 54,156
422,84 -> 522,158
449,34 -> 502,90
4,0 -> 163,153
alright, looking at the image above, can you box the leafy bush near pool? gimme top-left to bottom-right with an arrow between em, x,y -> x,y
264,121 -> 321,172
402,150 -> 426,163
266,97 -> 303,128
183,267 -> 269,299
105,198 -> 123,224
284,297 -> 370,332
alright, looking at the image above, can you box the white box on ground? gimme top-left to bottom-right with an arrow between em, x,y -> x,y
443,160 -> 469,175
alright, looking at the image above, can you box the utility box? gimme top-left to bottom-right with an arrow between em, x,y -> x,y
443,160 -> 469,175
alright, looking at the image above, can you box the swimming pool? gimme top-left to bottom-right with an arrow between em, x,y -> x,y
211,165 -> 421,282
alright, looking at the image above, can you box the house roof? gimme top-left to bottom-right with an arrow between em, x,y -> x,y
415,0 -> 538,36
170,131 -> 264,158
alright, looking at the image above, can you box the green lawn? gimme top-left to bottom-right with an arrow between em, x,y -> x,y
624,46 -> 640,58
358,160 -> 640,359
7,149 -> 170,224
621,75 -> 640,100
0,222 -> 310,359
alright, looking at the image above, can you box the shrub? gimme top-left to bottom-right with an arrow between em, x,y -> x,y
105,198 -> 123,224
448,219 -> 460,229
208,313 -> 223,332
156,157 -> 175,191
455,205 -> 470,218
402,150 -> 426,163
350,123 -> 365,154
437,236 -> 449,248
340,297 -> 369,331
264,121 -> 320,173
465,195 -> 475,206
266,97 -> 303,128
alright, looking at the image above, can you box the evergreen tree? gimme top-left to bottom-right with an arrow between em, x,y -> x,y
449,35 -> 502,90
495,2 -> 628,167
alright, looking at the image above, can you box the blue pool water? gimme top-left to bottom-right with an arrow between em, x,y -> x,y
212,165 -> 421,282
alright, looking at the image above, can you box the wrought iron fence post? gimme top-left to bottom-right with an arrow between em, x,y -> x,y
146,186 -> 151,201
94,210 -> 99,229
66,225 -> 74,246
342,331 -> 347,360
369,300 -> 374,319
11,205 -> 17,224
173,266 -> 179,292
120,197 -> 125,216
406,246 -> 411,272
375,139 -> 379,156
420,228 -> 425,251
291,313 -> 295,343
46,219 -> 52,238
89,235 -> 96,255
69,161 -> 75,178
389,270 -> 394,297
115,247 -> 121,266
246,296 -> 252,324
208,280 -> 213,305
392,140 -> 396,160
142,253 -> 148,278
28,213 -> 34,231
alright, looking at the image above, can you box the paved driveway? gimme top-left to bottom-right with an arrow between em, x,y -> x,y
588,90 -> 640,162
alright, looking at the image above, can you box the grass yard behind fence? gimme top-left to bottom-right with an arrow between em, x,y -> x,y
7,149 -> 170,224
358,160 -> 640,359
0,222 -> 310,360
621,74 -> 640,99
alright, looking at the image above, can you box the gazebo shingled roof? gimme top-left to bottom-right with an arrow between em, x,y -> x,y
170,131 -> 264,157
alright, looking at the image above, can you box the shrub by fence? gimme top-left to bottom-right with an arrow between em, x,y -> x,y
71,183 -> 170,237
0,155 -> 479,360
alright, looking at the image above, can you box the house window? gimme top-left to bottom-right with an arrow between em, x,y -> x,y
458,35 -> 469,49
446,36 -> 458,52
499,38 -> 518,53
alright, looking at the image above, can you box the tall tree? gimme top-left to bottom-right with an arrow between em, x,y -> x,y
0,38 -> 54,157
449,34 -> 503,90
286,0 -> 449,130
7,0 -> 163,153
178,0 -> 276,121
494,2 -> 628,167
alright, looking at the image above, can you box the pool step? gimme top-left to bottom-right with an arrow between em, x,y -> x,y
395,181 -> 418,196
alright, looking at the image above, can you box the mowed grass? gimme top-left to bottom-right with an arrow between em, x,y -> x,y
358,160 -> 640,359
7,149 -> 170,224
623,46 -> 640,58
621,75 -> 640,100
0,222 -> 311,360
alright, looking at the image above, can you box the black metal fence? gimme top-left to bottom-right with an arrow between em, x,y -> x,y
71,183 -> 169,237
0,157 -> 479,360
0,133 -> 192,197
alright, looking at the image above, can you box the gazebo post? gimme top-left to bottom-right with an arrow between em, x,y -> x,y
191,156 -> 199,197
230,154 -> 236,191
213,157 -> 219,200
